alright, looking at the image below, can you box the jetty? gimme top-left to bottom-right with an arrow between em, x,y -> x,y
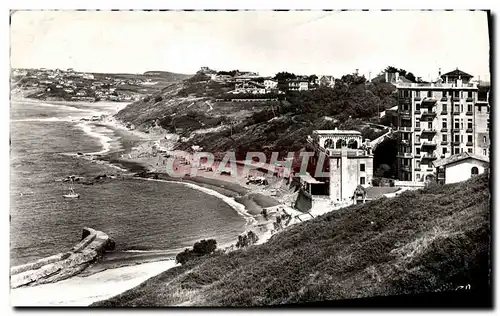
10,227 -> 115,289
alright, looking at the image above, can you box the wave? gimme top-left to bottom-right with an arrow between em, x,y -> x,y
11,117 -> 74,123
135,177 -> 258,227
75,122 -> 115,156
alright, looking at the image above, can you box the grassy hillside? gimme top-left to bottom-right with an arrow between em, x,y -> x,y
115,73 -> 394,160
93,174 -> 491,307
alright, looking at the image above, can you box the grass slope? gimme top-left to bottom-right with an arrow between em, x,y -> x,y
94,174 -> 491,307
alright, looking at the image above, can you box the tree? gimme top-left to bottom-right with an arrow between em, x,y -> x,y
374,164 -> 391,178
274,72 -> 297,82
236,231 -> 259,248
175,239 -> 217,265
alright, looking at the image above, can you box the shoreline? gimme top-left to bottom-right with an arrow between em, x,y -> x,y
10,97 -> 301,306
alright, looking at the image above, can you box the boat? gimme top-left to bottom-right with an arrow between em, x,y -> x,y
63,180 -> 80,198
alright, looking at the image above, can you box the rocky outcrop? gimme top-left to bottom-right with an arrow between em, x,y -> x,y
10,228 -> 115,289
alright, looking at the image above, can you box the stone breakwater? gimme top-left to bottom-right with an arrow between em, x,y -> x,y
10,228 -> 115,289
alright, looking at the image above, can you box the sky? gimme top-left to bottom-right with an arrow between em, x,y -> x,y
10,10 -> 491,81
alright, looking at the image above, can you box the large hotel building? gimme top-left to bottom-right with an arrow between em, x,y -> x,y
396,69 -> 490,182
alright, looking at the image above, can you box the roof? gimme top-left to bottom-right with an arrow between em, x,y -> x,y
313,129 -> 362,135
441,69 -> 473,78
433,152 -> 490,168
355,186 -> 401,199
398,76 -> 413,83
299,173 -> 324,184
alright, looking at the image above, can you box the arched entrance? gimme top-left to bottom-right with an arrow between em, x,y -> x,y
347,139 -> 358,149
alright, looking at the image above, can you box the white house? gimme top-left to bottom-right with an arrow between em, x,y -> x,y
264,79 -> 278,90
433,152 -> 489,184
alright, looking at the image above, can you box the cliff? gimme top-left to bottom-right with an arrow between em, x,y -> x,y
10,228 -> 115,289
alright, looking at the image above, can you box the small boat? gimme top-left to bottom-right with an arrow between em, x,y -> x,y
63,180 -> 80,198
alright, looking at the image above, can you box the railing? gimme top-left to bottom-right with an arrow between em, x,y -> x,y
398,152 -> 413,158
396,82 -> 478,88
421,153 -> 438,159
421,141 -> 437,147
398,127 -> 412,132
421,111 -> 437,117
466,128 -> 473,133
421,128 -> 437,134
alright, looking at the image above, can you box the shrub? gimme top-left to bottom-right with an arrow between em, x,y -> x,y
175,239 -> 218,265
236,231 -> 259,248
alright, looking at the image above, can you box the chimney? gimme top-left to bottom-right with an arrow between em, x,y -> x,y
438,68 -> 441,77
385,72 -> 389,82
395,72 -> 400,82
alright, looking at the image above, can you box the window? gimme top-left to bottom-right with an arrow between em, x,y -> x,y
360,164 -> 365,172
471,167 -> 479,177
416,121 -> 420,128
415,91 -> 420,98
416,148 -> 421,155
468,91 -> 473,98
477,105 -> 481,112
454,134 -> 460,142
360,177 -> 366,185
468,148 -> 473,153
454,119 -> 460,129
467,119 -> 473,129
416,103 -> 420,111
416,135 -> 420,143
467,135 -> 473,143
427,91 -> 432,97
483,136 -> 487,143
454,148 -> 460,154
442,134 -> 447,142
442,103 -> 447,112
454,90 -> 460,98
467,104 -> 472,112
454,104 -> 460,112
443,148 -> 448,155
483,149 -> 487,156
428,122 -> 433,129
442,120 -> 447,129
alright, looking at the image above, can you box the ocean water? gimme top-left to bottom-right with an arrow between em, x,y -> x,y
10,100 -> 247,266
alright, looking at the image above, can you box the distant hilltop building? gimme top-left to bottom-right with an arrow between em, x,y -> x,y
394,68 -> 490,183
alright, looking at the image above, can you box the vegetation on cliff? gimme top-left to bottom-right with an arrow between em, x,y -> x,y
94,174 -> 491,307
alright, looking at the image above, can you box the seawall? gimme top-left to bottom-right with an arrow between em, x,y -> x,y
10,227 -> 115,289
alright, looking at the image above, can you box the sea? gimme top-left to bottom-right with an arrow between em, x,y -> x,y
9,99 -> 247,267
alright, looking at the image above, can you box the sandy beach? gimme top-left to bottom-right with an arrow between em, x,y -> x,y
10,97 -> 304,306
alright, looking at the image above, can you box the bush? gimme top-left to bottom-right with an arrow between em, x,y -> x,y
236,231 -> 259,248
175,239 -> 218,265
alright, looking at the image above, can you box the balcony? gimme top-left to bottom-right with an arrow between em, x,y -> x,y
397,126 -> 412,132
441,128 -> 448,132
421,110 -> 437,118
414,127 -> 421,132
421,153 -> 438,161
466,111 -> 473,116
452,141 -> 461,146
414,110 -> 421,115
421,128 -> 437,135
441,141 -> 449,145
414,167 -> 421,171
421,141 -> 437,148
452,97 -> 460,102
466,97 -> 473,102
451,128 -> 461,133
441,97 -> 448,102
451,111 -> 461,115
400,111 -> 411,120
401,139 -> 411,145
397,152 -> 413,158
466,128 -> 473,133
466,142 -> 473,147
440,111 -> 448,115
422,97 -> 438,104
415,153 -> 421,158
415,97 -> 421,101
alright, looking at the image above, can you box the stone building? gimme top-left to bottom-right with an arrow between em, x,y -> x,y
304,129 -> 374,203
